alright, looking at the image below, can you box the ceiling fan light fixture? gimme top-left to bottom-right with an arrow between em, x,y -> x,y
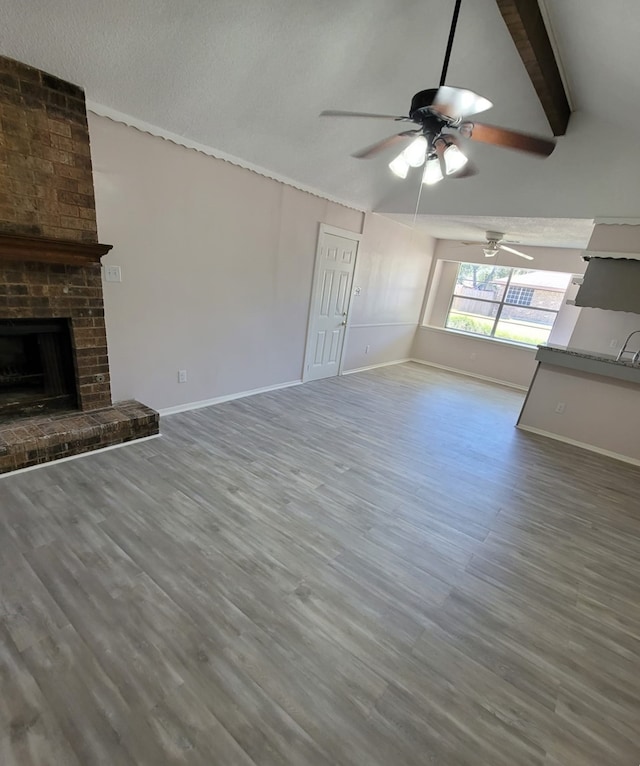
442,141 -> 469,175
483,247 -> 499,257
322,0 -> 558,179
402,136 -> 428,167
388,153 -> 410,178
422,154 -> 444,186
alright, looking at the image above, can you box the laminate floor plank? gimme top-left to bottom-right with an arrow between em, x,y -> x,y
0,552 -> 70,652
118,574 -> 378,766
0,624 -> 82,766
21,624 -> 154,765
1,362 -> 639,764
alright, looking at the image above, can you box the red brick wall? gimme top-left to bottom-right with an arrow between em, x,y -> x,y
0,260 -> 111,410
0,56 -> 97,242
0,57 -> 111,410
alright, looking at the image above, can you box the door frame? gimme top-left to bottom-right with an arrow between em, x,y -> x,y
302,223 -> 362,383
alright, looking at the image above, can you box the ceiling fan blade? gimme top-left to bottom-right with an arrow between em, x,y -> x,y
431,86 -> 493,119
351,130 -> 421,159
320,110 -> 409,121
461,122 -> 556,157
499,244 -> 534,261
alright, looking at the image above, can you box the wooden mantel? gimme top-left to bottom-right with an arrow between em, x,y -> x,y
0,233 -> 112,267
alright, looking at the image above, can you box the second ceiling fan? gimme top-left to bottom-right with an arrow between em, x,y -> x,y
320,0 -> 556,185
463,231 -> 534,261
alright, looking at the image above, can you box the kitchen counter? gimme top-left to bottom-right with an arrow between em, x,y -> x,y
535,345 -> 640,385
517,345 -> 640,465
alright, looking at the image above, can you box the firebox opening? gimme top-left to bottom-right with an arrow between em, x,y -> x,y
0,319 -> 77,421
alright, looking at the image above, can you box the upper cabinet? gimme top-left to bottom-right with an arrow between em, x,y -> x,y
574,222 -> 640,314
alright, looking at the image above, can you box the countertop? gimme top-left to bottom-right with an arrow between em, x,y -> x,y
535,345 -> 640,384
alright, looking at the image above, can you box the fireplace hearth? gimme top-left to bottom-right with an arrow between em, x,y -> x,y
0,319 -> 77,421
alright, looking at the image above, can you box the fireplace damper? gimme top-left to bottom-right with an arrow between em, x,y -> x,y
0,319 -> 77,421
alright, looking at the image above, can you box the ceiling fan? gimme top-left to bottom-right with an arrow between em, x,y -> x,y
463,231 -> 534,261
320,0 -> 556,186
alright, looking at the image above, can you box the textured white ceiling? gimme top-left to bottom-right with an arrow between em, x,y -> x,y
0,0 -> 550,201
0,0 -> 635,246
382,215 -> 594,248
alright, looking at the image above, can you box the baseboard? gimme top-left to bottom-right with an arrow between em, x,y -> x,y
0,434 -> 162,479
341,358 -> 411,375
517,425 -> 640,468
408,358 -> 528,391
158,379 -> 303,417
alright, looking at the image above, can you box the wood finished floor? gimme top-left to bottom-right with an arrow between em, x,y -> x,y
1,362 -> 639,765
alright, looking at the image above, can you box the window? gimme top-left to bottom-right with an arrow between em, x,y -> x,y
505,286 -> 534,306
445,263 -> 572,347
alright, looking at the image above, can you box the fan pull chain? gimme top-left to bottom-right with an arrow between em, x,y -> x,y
411,171 -> 425,230
439,0 -> 463,87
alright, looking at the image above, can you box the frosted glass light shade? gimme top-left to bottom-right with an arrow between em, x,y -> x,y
389,153 -> 410,179
422,155 -> 444,185
402,136 -> 428,167
443,143 -> 468,174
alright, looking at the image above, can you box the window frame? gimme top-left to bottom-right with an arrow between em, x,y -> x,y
444,264 -> 565,346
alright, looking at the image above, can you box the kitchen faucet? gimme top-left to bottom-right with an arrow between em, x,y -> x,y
616,330 -> 640,365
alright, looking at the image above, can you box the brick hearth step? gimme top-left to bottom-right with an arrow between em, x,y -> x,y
0,400 -> 159,473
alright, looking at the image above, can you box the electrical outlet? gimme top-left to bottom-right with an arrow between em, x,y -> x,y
555,402 -> 566,414
104,265 -> 122,283
470,352 -> 477,360
178,370 -> 187,384
365,345 -> 370,355
609,339 -> 618,348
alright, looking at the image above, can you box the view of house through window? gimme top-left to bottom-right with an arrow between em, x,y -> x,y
445,263 -> 572,346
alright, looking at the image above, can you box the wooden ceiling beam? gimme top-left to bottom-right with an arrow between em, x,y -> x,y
495,0 -> 570,136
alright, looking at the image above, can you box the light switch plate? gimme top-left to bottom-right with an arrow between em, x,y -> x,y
104,265 -> 122,283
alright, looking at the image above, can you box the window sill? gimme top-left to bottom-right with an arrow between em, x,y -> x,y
419,325 -> 539,351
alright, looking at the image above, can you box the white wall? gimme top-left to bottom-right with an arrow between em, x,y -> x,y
411,240 -> 585,387
518,366 -> 640,464
588,223 -> 640,253
570,309 -> 640,356
342,214 -> 434,372
89,115 -> 433,411
412,327 -> 538,388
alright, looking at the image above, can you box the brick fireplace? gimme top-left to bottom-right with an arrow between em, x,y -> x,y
0,56 -> 158,473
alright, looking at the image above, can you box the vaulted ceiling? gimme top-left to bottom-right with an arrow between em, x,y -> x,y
1,0 -> 639,246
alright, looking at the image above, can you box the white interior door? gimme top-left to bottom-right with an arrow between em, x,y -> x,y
304,226 -> 359,382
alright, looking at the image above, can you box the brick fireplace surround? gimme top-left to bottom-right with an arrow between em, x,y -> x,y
0,56 -> 158,473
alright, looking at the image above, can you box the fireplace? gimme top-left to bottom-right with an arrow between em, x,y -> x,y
0,57 -> 159,473
0,235 -> 159,473
0,319 -> 77,421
